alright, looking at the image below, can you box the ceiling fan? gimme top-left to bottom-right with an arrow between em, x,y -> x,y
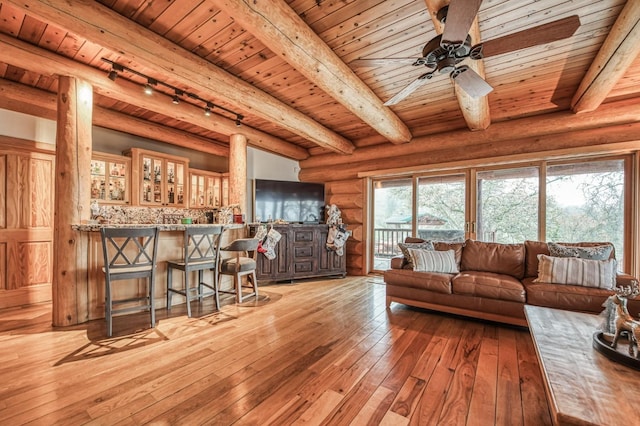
351,0 -> 581,106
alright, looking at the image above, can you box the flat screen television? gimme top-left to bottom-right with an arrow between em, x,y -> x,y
253,179 -> 325,224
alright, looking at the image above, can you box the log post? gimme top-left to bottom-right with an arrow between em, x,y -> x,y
53,76 -> 93,326
229,133 -> 248,216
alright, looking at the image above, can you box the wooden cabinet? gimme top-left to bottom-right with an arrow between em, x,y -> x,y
90,152 -> 130,204
189,169 -> 222,208
249,224 -> 346,282
221,173 -> 229,206
125,148 -> 188,207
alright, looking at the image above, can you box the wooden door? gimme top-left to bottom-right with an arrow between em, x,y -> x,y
0,140 -> 55,309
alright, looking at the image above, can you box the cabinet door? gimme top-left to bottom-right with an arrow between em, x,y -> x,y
222,175 -> 229,206
107,160 -> 128,203
141,155 -> 164,205
166,160 -> 186,207
90,159 -> 107,201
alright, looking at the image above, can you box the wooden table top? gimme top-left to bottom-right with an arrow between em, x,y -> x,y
525,305 -> 640,426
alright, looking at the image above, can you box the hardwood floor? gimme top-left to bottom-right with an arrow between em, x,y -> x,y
0,276 -> 551,425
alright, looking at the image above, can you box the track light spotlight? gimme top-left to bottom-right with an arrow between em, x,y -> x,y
172,95 -> 180,104
144,78 -> 157,95
108,70 -> 118,81
204,107 -> 211,116
235,114 -> 243,127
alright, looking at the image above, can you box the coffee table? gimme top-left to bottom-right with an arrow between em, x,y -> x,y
524,305 -> 640,426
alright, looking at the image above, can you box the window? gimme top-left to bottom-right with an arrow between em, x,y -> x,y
372,178 -> 413,270
417,174 -> 466,242
546,159 -> 625,268
476,167 -> 539,243
369,155 -> 633,273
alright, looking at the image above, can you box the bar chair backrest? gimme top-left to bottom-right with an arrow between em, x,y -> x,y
100,226 -> 160,337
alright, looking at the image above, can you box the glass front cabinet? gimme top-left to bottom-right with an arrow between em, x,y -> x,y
189,169 -> 222,208
125,148 -> 188,207
90,152 -> 130,204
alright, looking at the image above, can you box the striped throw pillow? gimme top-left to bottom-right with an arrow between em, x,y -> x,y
408,248 -> 459,274
534,254 -> 617,289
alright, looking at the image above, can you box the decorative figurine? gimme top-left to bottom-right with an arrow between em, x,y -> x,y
601,282 -> 640,358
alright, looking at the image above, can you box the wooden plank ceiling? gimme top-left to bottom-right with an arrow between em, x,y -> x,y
0,0 -> 638,160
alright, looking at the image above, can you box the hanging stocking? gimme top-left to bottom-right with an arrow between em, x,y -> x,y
262,227 -> 282,260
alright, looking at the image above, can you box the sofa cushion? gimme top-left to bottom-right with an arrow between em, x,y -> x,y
452,271 -> 526,303
534,254 -> 617,289
460,239 -> 525,279
433,241 -> 465,269
522,277 -> 614,314
548,242 -> 613,260
398,241 -> 434,269
384,269 -> 453,294
408,248 -> 459,274
525,240 -> 616,278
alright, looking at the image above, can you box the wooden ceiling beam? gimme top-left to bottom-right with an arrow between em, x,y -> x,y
571,0 -> 640,113
0,78 -> 230,157
424,0 -> 491,131
213,0 -> 412,145
4,0 -> 353,155
0,33 -> 309,160
300,97 -> 640,169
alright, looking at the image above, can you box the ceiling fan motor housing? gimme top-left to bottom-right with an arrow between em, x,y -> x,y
422,34 -> 472,73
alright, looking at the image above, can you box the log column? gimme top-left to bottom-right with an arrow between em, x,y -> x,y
229,133 -> 247,215
53,76 -> 93,326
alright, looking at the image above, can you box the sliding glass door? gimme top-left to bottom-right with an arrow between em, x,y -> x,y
372,178 -> 413,270
417,174 -> 466,242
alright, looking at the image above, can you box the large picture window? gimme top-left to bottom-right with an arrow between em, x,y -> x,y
369,155 -> 631,273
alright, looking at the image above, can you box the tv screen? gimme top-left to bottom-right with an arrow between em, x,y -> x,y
254,179 -> 325,223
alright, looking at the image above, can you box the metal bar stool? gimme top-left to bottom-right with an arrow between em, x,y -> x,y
100,226 -> 160,337
166,225 -> 224,317
218,238 -> 259,303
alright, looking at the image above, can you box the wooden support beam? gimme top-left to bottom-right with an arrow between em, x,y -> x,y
5,0 -> 355,155
0,33 -> 308,160
300,97 -> 640,170
424,0 -> 491,131
0,78 -> 230,158
229,134 -> 248,214
214,0 -> 412,145
299,121 -> 640,182
571,0 -> 640,113
53,76 -> 92,326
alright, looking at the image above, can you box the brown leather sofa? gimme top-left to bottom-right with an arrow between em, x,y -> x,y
384,238 -> 639,326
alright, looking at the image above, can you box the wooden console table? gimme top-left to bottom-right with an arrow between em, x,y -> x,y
525,305 -> 640,426
249,224 -> 346,282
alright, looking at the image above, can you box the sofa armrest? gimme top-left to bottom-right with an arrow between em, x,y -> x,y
390,255 -> 406,270
616,272 -> 639,288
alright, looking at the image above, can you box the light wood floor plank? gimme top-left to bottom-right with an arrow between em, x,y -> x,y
0,276 -> 551,425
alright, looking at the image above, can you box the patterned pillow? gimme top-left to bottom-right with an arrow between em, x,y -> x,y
398,241 -> 434,269
408,248 -> 459,274
533,254 -> 617,289
548,242 -> 613,260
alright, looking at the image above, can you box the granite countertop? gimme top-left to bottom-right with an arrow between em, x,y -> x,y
72,223 -> 246,232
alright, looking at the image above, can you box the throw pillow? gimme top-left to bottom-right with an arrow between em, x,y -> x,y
398,241 -> 434,269
408,248 -> 459,274
534,254 -> 617,289
547,242 -> 613,261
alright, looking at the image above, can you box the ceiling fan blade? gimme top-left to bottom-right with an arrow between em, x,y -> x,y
480,15 -> 581,58
442,0 -> 483,46
350,58 -> 420,68
384,73 -> 433,106
451,65 -> 493,98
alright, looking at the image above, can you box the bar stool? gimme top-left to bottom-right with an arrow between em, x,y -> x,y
218,238 -> 259,303
166,225 -> 224,317
100,226 -> 160,337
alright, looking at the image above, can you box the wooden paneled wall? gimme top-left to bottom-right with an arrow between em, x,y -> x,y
324,179 -> 366,276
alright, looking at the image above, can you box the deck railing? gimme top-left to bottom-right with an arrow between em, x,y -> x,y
373,228 -> 465,258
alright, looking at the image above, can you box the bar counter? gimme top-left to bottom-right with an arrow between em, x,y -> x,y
72,223 -> 247,322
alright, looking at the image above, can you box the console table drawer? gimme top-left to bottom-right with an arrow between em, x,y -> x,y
294,230 -> 313,242
294,261 -> 313,273
294,246 -> 313,258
